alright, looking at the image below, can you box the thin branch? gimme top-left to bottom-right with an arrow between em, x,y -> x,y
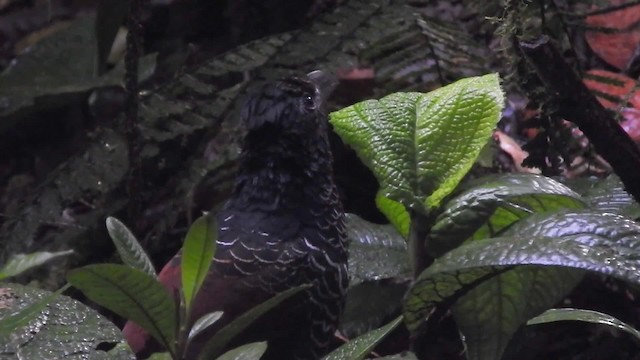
562,0 -> 640,18
519,35 -> 640,204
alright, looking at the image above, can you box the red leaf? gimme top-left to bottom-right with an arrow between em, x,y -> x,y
583,69 -> 640,109
585,0 -> 640,70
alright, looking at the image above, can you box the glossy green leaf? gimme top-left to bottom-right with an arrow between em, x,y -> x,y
0,283 -> 71,336
528,308 -> 640,342
0,250 -> 74,280
215,342 -> 267,360
0,283 -> 134,359
404,210 -> 640,360
582,175 -> 640,219
323,316 -> 403,360
345,214 -> 410,286
453,266 -> 582,360
429,174 -> 585,257
67,264 -> 177,356
106,217 -> 156,277
182,214 -> 217,310
330,73 -> 504,213
198,284 -> 310,360
189,311 -> 224,341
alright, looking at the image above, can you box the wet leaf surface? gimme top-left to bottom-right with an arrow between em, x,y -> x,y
323,316 -> 403,360
0,283 -> 134,359
580,175 -> 640,219
345,214 -> 409,286
429,173 -> 585,257
340,214 -> 409,338
405,210 -> 640,360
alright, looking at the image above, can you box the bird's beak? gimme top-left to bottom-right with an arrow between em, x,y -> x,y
307,70 -> 338,103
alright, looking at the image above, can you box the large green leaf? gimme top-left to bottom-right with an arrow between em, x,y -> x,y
0,250 -> 74,280
345,214 -> 409,286
404,210 -> 640,360
67,264 -> 177,356
452,266 -> 582,360
0,283 -> 71,336
198,285 -> 310,360
341,214 -> 410,337
106,217 -> 156,278
182,214 -> 217,311
340,281 -> 408,338
323,316 -> 403,360
0,283 -> 134,359
330,73 -> 504,214
429,174 -> 585,257
581,175 -> 640,219
528,308 -> 640,342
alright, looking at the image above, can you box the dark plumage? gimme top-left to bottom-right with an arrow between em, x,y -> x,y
123,74 -> 349,360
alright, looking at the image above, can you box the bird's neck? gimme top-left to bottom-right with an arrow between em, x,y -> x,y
228,134 -> 338,212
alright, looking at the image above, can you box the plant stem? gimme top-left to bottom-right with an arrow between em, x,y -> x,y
408,210 -> 432,278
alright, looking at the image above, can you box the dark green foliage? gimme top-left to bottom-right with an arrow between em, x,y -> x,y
0,283 -> 134,359
346,214 -> 410,286
323,316 -> 403,360
429,174 -> 585,256
0,1 -> 495,289
4,1 -> 640,359
332,68 -> 640,359
0,284 -> 71,337
67,264 -> 178,356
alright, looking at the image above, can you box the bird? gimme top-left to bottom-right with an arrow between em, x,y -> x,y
123,72 -> 349,360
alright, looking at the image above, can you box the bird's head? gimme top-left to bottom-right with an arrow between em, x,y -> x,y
240,71 -> 336,138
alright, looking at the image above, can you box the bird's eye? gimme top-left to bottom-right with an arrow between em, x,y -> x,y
302,95 -> 316,110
